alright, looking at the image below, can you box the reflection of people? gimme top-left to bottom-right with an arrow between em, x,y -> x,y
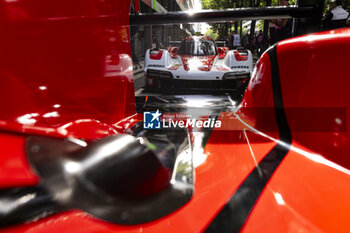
269,0 -> 293,44
322,0 -> 349,29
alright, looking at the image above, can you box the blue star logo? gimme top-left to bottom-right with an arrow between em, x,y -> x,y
143,110 -> 162,129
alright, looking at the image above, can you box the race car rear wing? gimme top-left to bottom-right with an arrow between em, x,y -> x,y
215,41 -> 227,47
130,0 -> 324,37
168,41 -> 181,47
169,40 -> 228,48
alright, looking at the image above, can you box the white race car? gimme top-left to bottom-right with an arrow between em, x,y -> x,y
144,36 -> 253,93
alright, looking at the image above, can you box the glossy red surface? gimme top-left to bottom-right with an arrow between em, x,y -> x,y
237,28 -> 350,233
276,28 -> 350,169
240,52 -> 279,139
0,132 -> 38,188
0,0 -> 136,203
0,0 -> 136,139
241,142 -> 350,233
1,124 -> 276,233
1,0 -> 350,232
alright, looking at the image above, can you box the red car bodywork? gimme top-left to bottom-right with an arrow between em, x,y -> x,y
1,0 -> 350,232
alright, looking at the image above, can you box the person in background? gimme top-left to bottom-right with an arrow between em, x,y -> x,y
232,30 -> 241,49
227,32 -> 234,50
241,32 -> 249,49
255,30 -> 266,56
269,0 -> 293,44
269,20 -> 279,45
249,33 -> 256,52
322,0 -> 349,29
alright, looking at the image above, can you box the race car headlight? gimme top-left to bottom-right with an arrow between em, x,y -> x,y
223,72 -> 250,80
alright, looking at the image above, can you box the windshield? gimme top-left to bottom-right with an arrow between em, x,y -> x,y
177,40 -> 218,56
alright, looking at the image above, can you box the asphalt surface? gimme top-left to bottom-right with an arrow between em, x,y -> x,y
133,67 -> 146,96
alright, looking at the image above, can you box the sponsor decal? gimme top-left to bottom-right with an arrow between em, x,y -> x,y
147,64 -> 165,68
168,66 -> 180,70
231,66 -> 250,69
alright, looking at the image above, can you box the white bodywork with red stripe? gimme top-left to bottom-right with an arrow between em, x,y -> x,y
144,36 -> 253,81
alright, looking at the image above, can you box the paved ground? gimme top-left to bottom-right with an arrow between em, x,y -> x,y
133,63 -> 145,95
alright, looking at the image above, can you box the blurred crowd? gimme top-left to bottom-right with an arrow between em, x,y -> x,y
227,30 -> 268,57
130,0 -> 350,67
226,0 -> 349,57
226,0 -> 294,56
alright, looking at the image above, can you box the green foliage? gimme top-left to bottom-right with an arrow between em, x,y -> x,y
202,0 -> 271,38
202,0 -> 237,9
205,28 -> 219,40
257,20 -> 264,31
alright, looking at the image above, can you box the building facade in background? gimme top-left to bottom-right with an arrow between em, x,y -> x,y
131,0 -> 197,60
